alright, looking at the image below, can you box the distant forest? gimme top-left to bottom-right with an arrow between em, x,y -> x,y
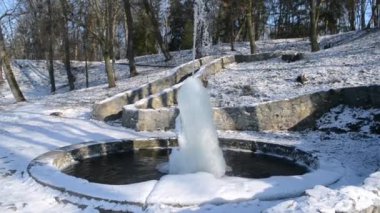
0,0 -> 379,98
1,0 -> 379,59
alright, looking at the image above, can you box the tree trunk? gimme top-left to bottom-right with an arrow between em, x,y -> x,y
107,2 -> 116,72
104,1 -> 117,87
103,51 -> 116,88
0,25 -> 26,102
86,12 -> 97,61
122,0 -> 138,77
375,0 -> 380,27
361,0 -> 366,29
47,0 -> 56,93
143,0 -> 172,61
85,53 -> 89,88
246,0 -> 256,54
348,0 -> 356,31
0,60 -> 3,82
309,0 -> 320,52
366,0 -> 378,28
224,2 -> 235,51
84,36 -> 89,88
59,0 -> 75,90
195,25 -> 204,59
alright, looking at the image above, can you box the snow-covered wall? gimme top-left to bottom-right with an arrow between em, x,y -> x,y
123,85 -> 380,131
92,56 -> 215,121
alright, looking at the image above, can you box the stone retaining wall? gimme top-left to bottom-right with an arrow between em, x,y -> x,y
123,85 -> 380,131
132,56 -> 234,110
93,52 -> 282,121
121,53 -> 286,130
92,56 -> 215,121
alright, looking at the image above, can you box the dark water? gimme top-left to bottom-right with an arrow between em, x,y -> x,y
62,149 -> 308,185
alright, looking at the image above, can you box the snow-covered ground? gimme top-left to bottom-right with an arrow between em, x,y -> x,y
208,30 -> 380,107
0,30 -> 379,212
0,60 -> 173,118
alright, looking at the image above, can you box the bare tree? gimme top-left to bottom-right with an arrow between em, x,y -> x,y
361,0 -> 367,29
142,0 -> 172,61
0,24 -> 26,102
104,0 -> 117,86
28,1 -> 45,60
347,0 -> 356,31
366,0 -> 379,28
59,0 -> 75,90
246,0 -> 256,54
47,0 -> 56,93
83,32 -> 89,88
309,0 -> 320,52
122,0 -> 138,77
78,1 -> 118,87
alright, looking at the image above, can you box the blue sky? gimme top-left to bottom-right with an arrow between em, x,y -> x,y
0,0 -> 16,17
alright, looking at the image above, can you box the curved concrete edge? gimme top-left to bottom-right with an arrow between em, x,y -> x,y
27,138 -> 323,207
92,56 -> 215,121
26,138 -> 174,207
122,85 -> 380,131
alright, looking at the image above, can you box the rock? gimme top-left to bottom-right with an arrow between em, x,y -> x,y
323,43 -> 332,49
201,78 -> 208,87
241,85 -> 253,96
370,123 -> 380,134
373,114 -> 380,122
347,121 -> 365,132
281,53 -> 304,63
50,112 -> 63,117
296,74 -> 308,84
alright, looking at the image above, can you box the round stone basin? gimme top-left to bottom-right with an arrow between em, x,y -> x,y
61,148 -> 309,185
27,138 -> 342,207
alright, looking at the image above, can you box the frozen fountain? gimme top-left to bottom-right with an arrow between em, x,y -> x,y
168,77 -> 226,177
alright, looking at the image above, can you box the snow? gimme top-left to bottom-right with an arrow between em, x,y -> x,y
0,112 -> 171,212
267,172 -> 380,212
0,30 -> 379,212
147,166 -> 341,206
208,30 -> 380,107
317,105 -> 380,134
0,60 -> 172,118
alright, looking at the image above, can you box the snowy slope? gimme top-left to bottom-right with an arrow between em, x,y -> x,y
208,29 -> 380,107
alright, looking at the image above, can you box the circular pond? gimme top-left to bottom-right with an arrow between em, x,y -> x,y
62,148 -> 309,185
27,138 -> 342,207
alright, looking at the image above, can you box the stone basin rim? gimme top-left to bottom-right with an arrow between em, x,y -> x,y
27,137 -> 342,207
